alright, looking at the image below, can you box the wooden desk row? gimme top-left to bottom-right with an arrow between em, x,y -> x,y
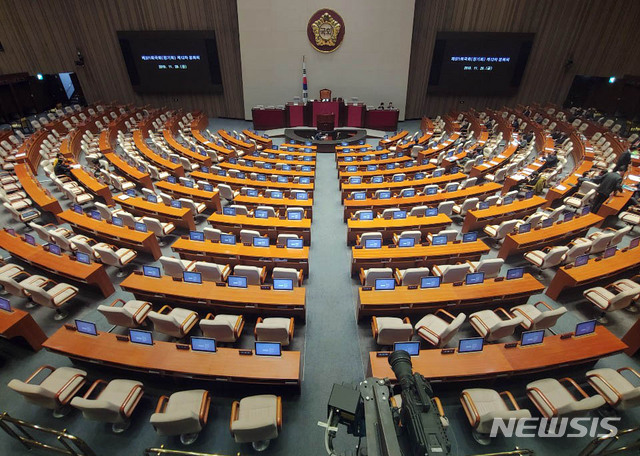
217,129 -> 255,152
346,213 -> 452,245
218,160 -> 315,179
14,163 -> 62,214
242,129 -> 273,149
44,328 -> 301,388
132,130 -> 184,177
208,213 -> 311,244
461,196 -> 547,233
114,193 -> 197,231
171,238 -> 310,276
340,172 -> 467,200
337,155 -> 413,170
120,274 -> 306,320
190,170 -> 314,192
351,240 -> 490,274
357,274 -> 545,320
338,162 -> 435,181
58,209 -> 162,260
546,246 -> 640,299
343,182 -> 503,221
379,130 -> 409,147
0,230 -> 114,297
102,152 -> 153,189
162,129 -> 211,166
498,213 -> 603,259
0,308 -> 47,351
369,327 -> 626,384
70,165 -> 115,206
154,181 -> 222,212
232,194 -> 313,217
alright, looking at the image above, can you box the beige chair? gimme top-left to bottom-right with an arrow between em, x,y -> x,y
394,267 -> 431,286
97,299 -> 152,328
233,265 -> 267,285
179,198 -> 206,215
240,229 -> 262,244
256,205 -> 277,218
619,210 -> 640,226
194,261 -> 231,282
255,317 -> 294,346
69,235 -> 100,260
392,230 -> 421,245
527,377 -> 605,418
564,189 -> 595,210
524,246 -> 569,270
562,239 -> 592,264
230,394 -> 282,451
276,234 -> 299,246
203,227 -> 222,242
356,231 -> 382,246
370,316 -> 413,345
200,314 -> 244,343
510,301 -> 567,330
586,367 -> 640,411
141,216 -> 175,247
483,219 -> 519,243
359,267 -> 393,286
452,197 -> 478,216
432,263 -> 471,283
218,184 -> 238,201
8,365 -> 87,417
426,229 -> 458,243
414,309 -> 466,347
4,202 -> 40,225
159,256 -> 196,279
0,271 -> 48,298
466,258 -> 504,279
147,305 -> 199,338
409,205 -> 428,217
70,379 -> 144,433
94,243 -> 137,277
469,309 -> 524,341
460,388 -> 531,444
583,229 -> 624,254
29,222 -> 72,244
272,267 -> 303,287
21,277 -> 78,320
151,390 -> 211,445
583,286 -> 639,323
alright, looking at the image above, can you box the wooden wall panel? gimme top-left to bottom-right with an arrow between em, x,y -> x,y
406,0 -> 640,118
0,0 -> 244,118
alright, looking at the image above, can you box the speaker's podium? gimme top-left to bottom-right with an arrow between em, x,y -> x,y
317,113 -> 335,131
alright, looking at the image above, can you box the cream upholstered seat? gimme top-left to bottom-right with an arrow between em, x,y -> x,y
394,267 -> 431,286
619,210 -> 640,226
0,271 -> 48,298
203,227 -> 222,241
466,259 -> 504,279
359,267 -> 393,286
194,261 -> 231,282
200,314 -> 244,343
151,390 -> 211,445
97,299 -> 152,328
432,263 -> 471,283
460,388 -> 531,443
564,189 -> 595,210
539,204 -> 566,223
483,219 -> 519,242
4,202 -> 40,225
452,197 -> 478,216
234,265 -> 267,285
510,301 -> 567,330
0,262 -> 24,279
159,256 -> 196,279
370,316 -> 413,345
285,207 -> 305,219
255,317 -> 294,346
586,367 -> 640,411
524,246 -> 568,269
437,201 -> 455,216
256,205 -> 277,218
469,309 -> 524,341
230,395 -> 282,451
392,230 -> 421,245
414,309 -> 466,347
240,229 -> 262,244
94,243 -> 137,277
22,277 -> 78,320
562,239 -> 592,264
527,377 -> 605,418
179,198 -> 206,215
71,379 -> 144,433
583,285 -> 639,323
426,229 -> 458,243
583,229 -> 625,253
218,184 -> 238,201
147,305 -> 199,338
272,267 -> 303,287
141,216 -> 175,246
29,222 -> 72,243
381,208 -> 402,219
409,205 -> 428,217
356,231 -> 382,246
8,365 -> 87,417
276,233 -> 299,246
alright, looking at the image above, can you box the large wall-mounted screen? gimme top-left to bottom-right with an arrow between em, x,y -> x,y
428,32 -> 534,95
117,31 -> 223,94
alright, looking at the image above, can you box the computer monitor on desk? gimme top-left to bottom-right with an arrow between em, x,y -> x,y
431,235 -> 447,246
393,210 -> 407,219
465,272 -> 484,285
518,223 -> 531,234
228,276 -> 248,288
112,216 -> 123,227
146,194 -> 158,203
575,320 -> 597,337
129,329 -> 153,346
255,341 -> 281,356
189,231 -> 205,242
458,337 -> 484,353
191,336 -> 217,353
220,234 -> 236,245
48,243 -> 62,255
630,237 -> 640,249
603,246 -> 617,259
90,210 -> 101,221
398,237 -> 415,248
76,252 -> 91,265
253,237 -> 270,247
506,267 -> 524,280
24,234 -> 36,246
273,278 -> 294,291
183,271 -> 202,284
375,278 -> 396,290
0,297 -> 12,312
426,207 -> 438,217
171,200 -> 182,208
134,222 -> 147,233
421,276 -> 441,289
286,238 -> 303,249
358,211 -> 373,221
393,341 -> 420,356
254,209 -> 269,219
75,320 -> 97,336
364,239 -> 382,249
223,207 -> 236,216
143,265 -> 161,278
353,192 -> 366,200
574,254 -> 589,267
542,218 -> 553,228
521,329 -> 545,346
462,232 -> 477,242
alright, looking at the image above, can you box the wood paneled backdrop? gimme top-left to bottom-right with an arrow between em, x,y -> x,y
406,0 -> 640,118
0,0 -> 244,118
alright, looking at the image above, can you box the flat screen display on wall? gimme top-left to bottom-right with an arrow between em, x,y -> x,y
117,31 -> 223,94
428,32 -> 534,95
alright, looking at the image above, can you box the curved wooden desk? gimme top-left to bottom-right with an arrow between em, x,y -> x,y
70,166 -> 115,206
43,327 -> 301,388
369,326 -> 626,384
162,130 -> 211,166
351,240 -> 490,275
133,130 -> 184,177
114,193 -> 196,231
102,152 -> 153,189
218,161 -> 315,179
154,181 -> 222,212
340,172 -> 467,200
346,213 -> 452,245
120,273 -> 306,320
461,196 -> 546,233
242,129 -> 273,149
337,155 -> 413,170
191,171 -> 314,192
233,195 -> 314,217
379,131 -> 409,147
208,213 -> 311,244
357,274 -> 544,320
546,246 -> 640,299
338,163 -> 435,181
0,230 -> 114,297
469,142 -> 518,178
0,308 -> 47,351
498,213 -> 603,259
171,238 -> 310,276
58,209 -> 162,260
14,163 -> 62,214
218,129 -> 255,152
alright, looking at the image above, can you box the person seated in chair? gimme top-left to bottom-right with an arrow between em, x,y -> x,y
53,154 -> 73,179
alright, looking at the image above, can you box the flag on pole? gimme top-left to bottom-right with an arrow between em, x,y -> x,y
302,56 -> 308,103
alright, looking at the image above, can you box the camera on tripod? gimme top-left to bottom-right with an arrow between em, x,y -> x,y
321,350 -> 451,456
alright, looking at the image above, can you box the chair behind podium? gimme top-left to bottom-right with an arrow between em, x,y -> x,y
317,113 -> 335,131
319,89 -> 332,101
